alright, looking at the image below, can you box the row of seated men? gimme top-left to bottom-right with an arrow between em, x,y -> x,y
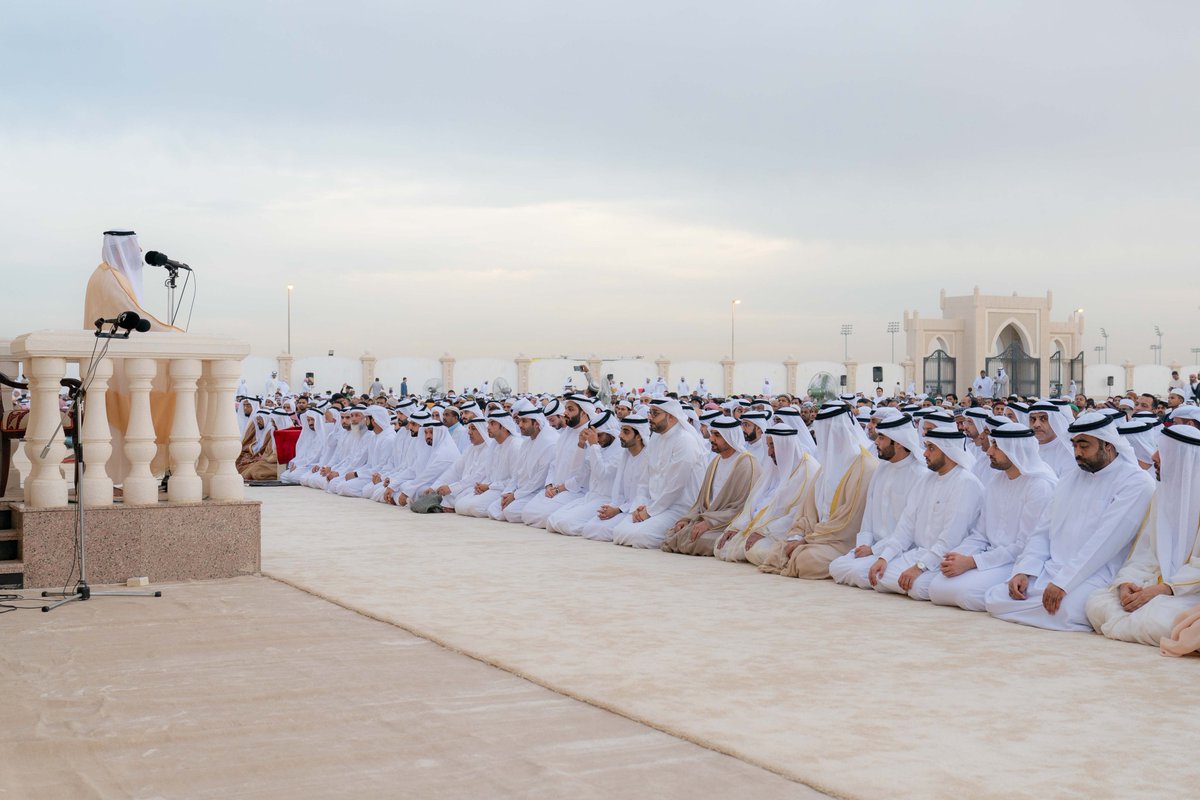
273,390 -> 1200,656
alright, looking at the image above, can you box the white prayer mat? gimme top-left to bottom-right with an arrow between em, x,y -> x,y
256,487 -> 1200,800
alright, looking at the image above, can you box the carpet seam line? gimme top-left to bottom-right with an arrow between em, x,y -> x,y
260,570 -> 846,800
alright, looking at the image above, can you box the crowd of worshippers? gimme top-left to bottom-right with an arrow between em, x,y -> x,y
232,378 -> 1200,656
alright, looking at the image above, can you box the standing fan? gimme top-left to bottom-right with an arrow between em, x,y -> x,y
422,378 -> 443,398
807,372 -> 836,403
493,377 -> 512,398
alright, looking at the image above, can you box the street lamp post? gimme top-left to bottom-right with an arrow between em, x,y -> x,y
840,324 -> 853,362
287,285 -> 294,354
1099,327 -> 1109,363
1191,347 -> 1200,364
887,321 -> 900,363
730,299 -> 741,361
1154,325 -> 1163,365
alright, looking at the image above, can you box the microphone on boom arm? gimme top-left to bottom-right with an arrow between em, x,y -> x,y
93,311 -> 151,334
144,250 -> 192,271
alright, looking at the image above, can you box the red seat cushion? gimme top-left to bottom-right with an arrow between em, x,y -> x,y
274,428 -> 301,465
3,408 -> 29,435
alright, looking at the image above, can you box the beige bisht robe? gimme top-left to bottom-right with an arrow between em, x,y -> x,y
716,453 -> 820,564
759,447 -> 878,579
236,424 -> 278,481
83,263 -> 182,482
661,451 -> 758,556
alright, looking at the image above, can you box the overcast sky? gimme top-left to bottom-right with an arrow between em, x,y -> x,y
3,1 -> 1198,366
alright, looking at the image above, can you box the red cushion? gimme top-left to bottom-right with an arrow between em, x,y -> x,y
3,408 -> 29,435
274,428 -> 301,465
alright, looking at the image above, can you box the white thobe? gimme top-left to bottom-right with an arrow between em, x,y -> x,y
828,453 -> 928,587
399,439 -> 460,500
985,458 -> 1156,632
368,432 -> 417,502
322,430 -> 371,493
299,429 -> 346,488
575,448 -> 651,541
1086,494 -> 1200,645
455,437 -> 524,518
744,437 -> 768,468
426,440 -> 492,510
872,466 -> 985,600
333,428 -> 396,497
521,423 -> 591,528
545,442 -> 622,536
611,423 -> 706,549
1039,439 -> 1075,478
490,431 -> 558,522
928,470 -> 1055,611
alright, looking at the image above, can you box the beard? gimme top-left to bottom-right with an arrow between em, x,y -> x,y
1076,451 -> 1110,473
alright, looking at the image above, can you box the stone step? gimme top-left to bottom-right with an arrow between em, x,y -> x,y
0,560 -> 24,590
0,530 -> 18,561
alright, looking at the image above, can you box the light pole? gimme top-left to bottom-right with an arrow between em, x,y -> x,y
840,324 -> 853,362
287,285 -> 294,354
1151,344 -> 1162,365
1154,325 -> 1163,365
1099,327 -> 1109,363
887,321 -> 900,363
1191,347 -> 1200,364
730,299 -> 741,361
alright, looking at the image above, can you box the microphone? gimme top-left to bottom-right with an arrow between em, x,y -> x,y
94,311 -> 152,333
145,250 -> 192,271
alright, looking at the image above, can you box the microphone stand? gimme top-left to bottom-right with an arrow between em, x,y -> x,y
163,266 -> 182,327
41,324 -> 162,612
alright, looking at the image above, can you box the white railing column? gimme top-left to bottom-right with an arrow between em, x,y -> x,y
168,358 -> 203,503
195,369 -> 210,485
23,356 -> 69,508
80,356 -> 114,507
207,359 -> 244,501
122,357 -> 160,505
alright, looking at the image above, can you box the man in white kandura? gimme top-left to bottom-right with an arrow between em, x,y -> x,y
395,419 -> 461,507
866,425 -> 985,600
985,412 -> 1156,632
544,410 -> 623,535
453,411 -> 524,518
331,406 -> 396,497
1028,400 -> 1076,478
493,400 -> 559,522
318,406 -> 371,492
927,422 -> 1057,611
571,415 -> 652,541
415,417 -> 492,513
521,395 -> 596,528
829,411 -> 927,588
611,398 -> 706,549
1087,424 -> 1200,645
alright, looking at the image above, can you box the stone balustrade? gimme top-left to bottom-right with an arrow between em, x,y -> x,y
7,330 -> 250,509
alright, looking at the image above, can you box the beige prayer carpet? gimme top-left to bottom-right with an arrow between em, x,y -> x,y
255,486 -> 1200,800
0,575 -> 819,799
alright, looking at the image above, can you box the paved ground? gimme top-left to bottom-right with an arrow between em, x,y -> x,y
0,575 -> 825,799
